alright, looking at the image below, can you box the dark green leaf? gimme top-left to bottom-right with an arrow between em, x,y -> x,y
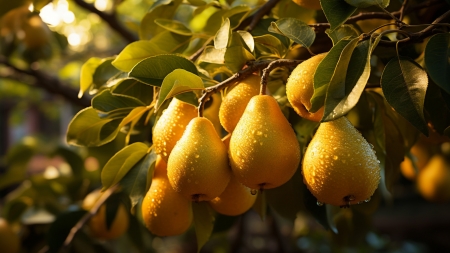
325,25 -> 359,45
251,18 -> 291,49
111,78 -> 155,105
344,0 -> 389,8
156,69 -> 204,110
101,142 -> 149,191
92,89 -> 145,113
425,33 -> 450,94
121,151 -> 157,209
321,0 -> 356,31
193,202 -> 215,253
92,58 -> 121,91
154,19 -> 193,35
424,81 -> 450,134
381,56 -> 429,135
254,34 -> 287,58
149,30 -> 192,54
269,18 -> 315,48
271,0 -> 316,22
129,54 -> 198,86
310,39 -> 352,113
139,0 -> 182,40
47,210 -> 87,253
323,39 -> 371,121
104,194 -> 121,230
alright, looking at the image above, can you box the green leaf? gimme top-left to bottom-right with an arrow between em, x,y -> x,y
154,19 -> 193,35
156,69 -> 204,110
111,78 -> 155,105
310,38 -> 352,113
425,33 -> 450,94
252,18 -> 291,49
47,210 -> 87,253
121,150 -> 157,210
254,34 -> 287,58
237,31 -> 254,52
92,89 -> 145,113
344,0 -> 389,8
321,0 -> 357,31
139,0 -> 182,40
301,178 -> 330,230
381,56 -> 429,135
226,5 -> 251,30
101,142 -> 149,191
111,41 -> 166,72
80,57 -> 104,97
0,141 -> 35,190
193,202 -> 215,253
129,54 -> 198,86
271,0 -> 316,22
269,18 -> 315,48
149,30 -> 192,54
214,18 -> 231,49
326,25 -> 359,45
198,46 -> 226,64
92,58 -> 121,91
52,147 -> 84,177
323,39 -> 371,121
224,46 -> 255,73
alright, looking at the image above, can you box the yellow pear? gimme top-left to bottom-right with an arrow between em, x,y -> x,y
209,134 -> 257,216
400,140 -> 432,180
417,155 -> 450,203
167,117 -> 231,201
153,98 -> 197,162
302,116 -> 381,207
292,0 -> 321,10
0,218 -> 20,253
203,92 -> 223,135
142,156 -> 193,236
219,74 -> 261,133
82,190 -> 129,240
229,95 -> 301,190
286,53 -> 327,122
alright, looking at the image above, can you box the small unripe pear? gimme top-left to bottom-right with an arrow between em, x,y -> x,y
142,156 -> 193,236
417,155 -> 450,203
152,98 -> 197,162
302,116 -> 381,207
286,53 -> 326,122
229,95 -> 301,190
167,117 -> 231,201
219,75 -> 261,133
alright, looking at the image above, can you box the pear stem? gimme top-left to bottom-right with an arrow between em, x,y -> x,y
260,59 -> 303,95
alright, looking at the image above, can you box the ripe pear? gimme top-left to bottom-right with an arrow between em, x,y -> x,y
153,98 -> 197,162
82,190 -> 129,240
167,117 -> 231,201
302,116 -> 381,207
400,140 -> 432,180
219,74 -> 261,133
0,218 -> 20,253
229,95 -> 301,190
286,53 -> 326,122
417,155 -> 450,203
142,156 -> 193,236
292,0 -> 321,9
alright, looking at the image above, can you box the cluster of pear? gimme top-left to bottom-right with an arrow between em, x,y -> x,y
400,138 -> 450,203
142,53 -> 382,236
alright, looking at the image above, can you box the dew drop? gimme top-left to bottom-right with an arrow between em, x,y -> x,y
163,152 -> 167,156
250,189 -> 257,195
333,155 -> 338,160
260,142 -> 263,146
257,131 -> 263,135
377,160 -> 381,164
317,201 -> 324,206
195,154 -> 200,158
364,197 -> 371,203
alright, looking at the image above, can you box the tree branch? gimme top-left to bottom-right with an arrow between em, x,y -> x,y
0,57 -> 91,107
260,59 -> 302,95
73,0 -> 138,43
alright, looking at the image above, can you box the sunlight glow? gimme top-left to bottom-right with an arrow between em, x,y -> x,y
68,33 -> 81,46
95,0 -> 109,11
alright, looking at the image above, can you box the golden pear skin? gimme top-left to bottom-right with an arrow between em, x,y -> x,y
219,75 -> 261,133
302,116 -> 381,207
153,98 -> 197,162
286,53 -> 326,122
417,155 -> 450,203
142,156 -> 193,236
167,117 -> 231,201
229,95 -> 301,190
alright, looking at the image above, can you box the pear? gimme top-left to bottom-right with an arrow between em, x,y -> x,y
219,74 -> 260,133
417,155 -> 450,202
152,98 -> 197,162
167,117 -> 231,201
229,95 -> 301,190
142,156 -> 193,236
203,92 -> 223,135
302,116 -> 381,207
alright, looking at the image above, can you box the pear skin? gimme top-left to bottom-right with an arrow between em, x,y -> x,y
219,75 -> 260,133
417,155 -> 450,203
229,95 -> 301,190
153,98 -> 197,162
167,117 -> 231,201
142,157 -> 193,236
302,116 -> 381,207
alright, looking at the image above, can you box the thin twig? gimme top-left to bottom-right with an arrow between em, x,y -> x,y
188,37 -> 214,62
399,0 -> 409,22
62,185 -> 120,249
247,0 -> 281,32
260,59 -> 302,95
73,0 -> 138,43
